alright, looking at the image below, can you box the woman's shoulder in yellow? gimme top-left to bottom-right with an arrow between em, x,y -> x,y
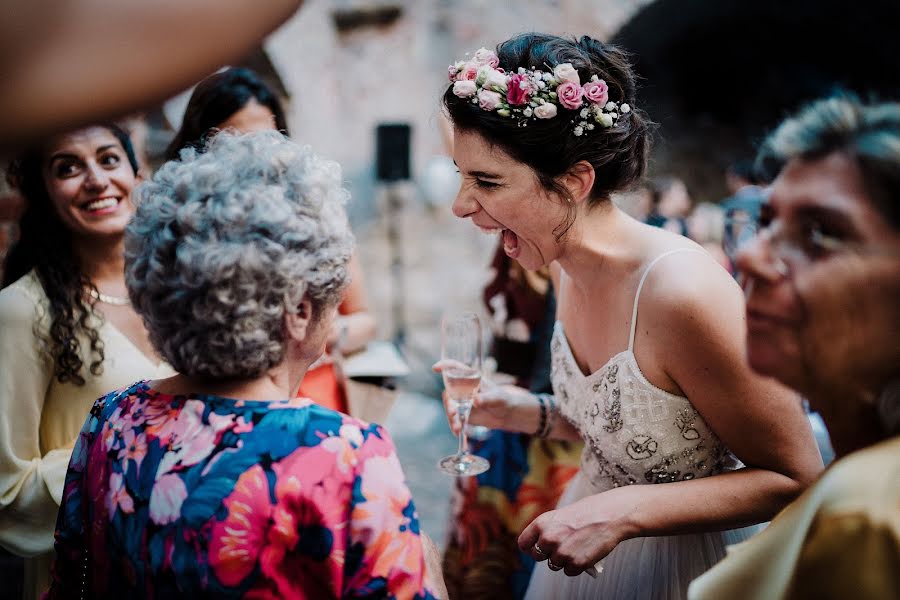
815,436 -> 900,520
0,269 -> 48,326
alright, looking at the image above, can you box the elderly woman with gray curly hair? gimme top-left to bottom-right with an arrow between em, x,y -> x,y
45,131 -> 440,599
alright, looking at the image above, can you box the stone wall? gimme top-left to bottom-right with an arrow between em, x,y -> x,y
265,0 -> 651,223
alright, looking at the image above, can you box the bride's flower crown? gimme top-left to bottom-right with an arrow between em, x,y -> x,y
447,47 -> 632,137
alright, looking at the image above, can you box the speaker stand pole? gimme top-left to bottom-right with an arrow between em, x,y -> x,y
386,183 -> 406,347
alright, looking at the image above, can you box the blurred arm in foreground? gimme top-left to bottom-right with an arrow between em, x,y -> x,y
0,0 -> 303,149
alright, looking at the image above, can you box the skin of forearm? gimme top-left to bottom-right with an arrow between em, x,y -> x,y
506,392 -> 582,441
0,0 -> 304,146
615,466 -> 807,539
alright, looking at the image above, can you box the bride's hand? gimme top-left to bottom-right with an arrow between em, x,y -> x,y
517,487 -> 638,576
432,360 -> 534,436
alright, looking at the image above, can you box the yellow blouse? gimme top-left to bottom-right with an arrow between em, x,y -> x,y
689,435 -> 900,600
0,271 -> 173,600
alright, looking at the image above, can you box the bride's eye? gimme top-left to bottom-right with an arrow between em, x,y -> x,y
476,179 -> 500,189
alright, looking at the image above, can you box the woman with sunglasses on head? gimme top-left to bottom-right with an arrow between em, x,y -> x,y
690,96 -> 900,599
439,33 -> 823,599
0,125 -> 173,600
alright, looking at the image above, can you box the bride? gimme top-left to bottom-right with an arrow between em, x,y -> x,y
438,33 -> 823,599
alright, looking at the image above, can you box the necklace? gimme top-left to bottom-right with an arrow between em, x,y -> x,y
87,287 -> 131,306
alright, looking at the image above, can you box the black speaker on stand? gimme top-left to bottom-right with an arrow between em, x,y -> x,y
375,124 -> 411,345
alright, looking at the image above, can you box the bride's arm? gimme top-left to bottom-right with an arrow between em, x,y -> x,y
438,260 -> 581,441
436,369 -> 582,441
475,383 -> 582,441
519,254 -> 823,575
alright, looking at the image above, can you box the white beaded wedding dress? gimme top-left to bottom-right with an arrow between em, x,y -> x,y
525,250 -> 761,600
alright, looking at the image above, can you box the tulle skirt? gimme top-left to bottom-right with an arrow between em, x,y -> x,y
524,472 -> 763,600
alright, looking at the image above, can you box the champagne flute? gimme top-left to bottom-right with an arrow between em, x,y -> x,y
438,312 -> 491,476
723,208 -> 758,264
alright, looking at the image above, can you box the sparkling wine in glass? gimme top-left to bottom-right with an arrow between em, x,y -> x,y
438,312 -> 491,476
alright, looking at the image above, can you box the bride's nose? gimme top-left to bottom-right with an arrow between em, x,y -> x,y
452,187 -> 479,219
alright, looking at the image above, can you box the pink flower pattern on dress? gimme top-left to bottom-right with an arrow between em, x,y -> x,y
46,381 -> 436,600
106,472 -> 134,515
148,473 -> 188,525
117,427 -> 148,471
209,464 -> 273,586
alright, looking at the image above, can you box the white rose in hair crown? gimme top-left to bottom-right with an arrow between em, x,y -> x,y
447,48 -> 634,136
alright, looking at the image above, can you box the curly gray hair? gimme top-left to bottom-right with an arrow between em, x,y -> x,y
125,131 -> 354,379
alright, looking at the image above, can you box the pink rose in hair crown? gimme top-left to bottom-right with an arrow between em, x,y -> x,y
481,67 -> 508,92
557,81 -> 584,110
506,73 -> 533,105
473,47 -> 500,68
583,79 -> 609,105
553,63 -> 581,85
478,89 -> 503,111
456,62 -> 478,81
534,103 -> 557,119
453,80 -> 477,98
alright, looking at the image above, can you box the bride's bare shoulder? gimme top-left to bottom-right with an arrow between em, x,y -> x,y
638,248 -> 743,333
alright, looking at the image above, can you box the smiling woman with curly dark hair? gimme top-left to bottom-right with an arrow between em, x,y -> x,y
0,124 -> 173,600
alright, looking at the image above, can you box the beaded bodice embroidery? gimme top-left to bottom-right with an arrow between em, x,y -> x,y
551,250 -> 737,491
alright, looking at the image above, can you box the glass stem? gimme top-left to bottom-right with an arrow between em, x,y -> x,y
457,400 -> 472,457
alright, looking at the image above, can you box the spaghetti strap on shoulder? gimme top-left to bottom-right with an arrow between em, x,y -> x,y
627,248 -> 708,351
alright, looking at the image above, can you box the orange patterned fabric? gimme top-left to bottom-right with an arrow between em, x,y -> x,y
443,433 -> 582,599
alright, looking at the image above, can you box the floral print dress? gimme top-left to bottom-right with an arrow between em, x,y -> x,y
46,381 -> 436,599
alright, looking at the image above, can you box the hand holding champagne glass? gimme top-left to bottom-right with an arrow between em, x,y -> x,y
438,312 -> 490,476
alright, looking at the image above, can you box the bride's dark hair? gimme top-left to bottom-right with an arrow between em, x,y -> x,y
444,33 -> 652,233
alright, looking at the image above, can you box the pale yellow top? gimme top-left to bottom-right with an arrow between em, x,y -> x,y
0,271 -> 173,600
689,435 -> 900,600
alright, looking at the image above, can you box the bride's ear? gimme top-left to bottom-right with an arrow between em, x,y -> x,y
558,160 -> 595,205
284,297 -> 313,343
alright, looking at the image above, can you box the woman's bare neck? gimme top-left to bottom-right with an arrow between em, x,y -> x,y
149,369 -> 301,403
72,234 -> 127,289
556,204 -> 648,287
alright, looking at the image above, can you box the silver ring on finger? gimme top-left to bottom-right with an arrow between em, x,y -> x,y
547,558 -> 563,571
534,544 -> 546,557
